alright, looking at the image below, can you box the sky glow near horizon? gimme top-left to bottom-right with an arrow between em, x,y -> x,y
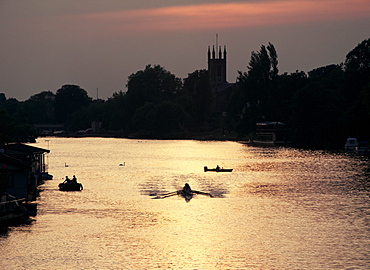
0,0 -> 369,100
81,0 -> 370,33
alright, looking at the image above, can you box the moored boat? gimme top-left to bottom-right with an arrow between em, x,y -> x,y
355,140 -> 369,155
345,137 -> 358,153
344,138 -> 369,155
0,193 -> 36,224
253,121 -> 290,146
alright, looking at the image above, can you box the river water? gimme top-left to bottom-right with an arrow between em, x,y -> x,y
1,137 -> 369,269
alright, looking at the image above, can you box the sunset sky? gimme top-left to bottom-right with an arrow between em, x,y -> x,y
1,0 -> 369,101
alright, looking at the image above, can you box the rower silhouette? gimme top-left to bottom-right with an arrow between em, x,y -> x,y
152,183 -> 213,202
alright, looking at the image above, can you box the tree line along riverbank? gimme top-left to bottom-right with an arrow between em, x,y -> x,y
1,39 -> 369,150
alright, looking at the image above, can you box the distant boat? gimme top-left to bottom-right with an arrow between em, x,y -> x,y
41,172 -> 53,180
58,177 -> 83,191
204,166 -> 233,172
345,138 -> 369,155
355,141 -> 370,155
253,121 -> 290,146
345,137 -> 358,152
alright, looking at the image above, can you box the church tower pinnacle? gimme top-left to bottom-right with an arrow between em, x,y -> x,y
208,42 -> 227,85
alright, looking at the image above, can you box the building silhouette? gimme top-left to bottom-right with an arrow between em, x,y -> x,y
207,44 -> 235,113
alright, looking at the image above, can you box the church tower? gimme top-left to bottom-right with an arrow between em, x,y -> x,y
208,42 -> 232,113
208,45 -> 227,86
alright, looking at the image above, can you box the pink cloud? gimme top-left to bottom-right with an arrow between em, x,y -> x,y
79,0 -> 370,34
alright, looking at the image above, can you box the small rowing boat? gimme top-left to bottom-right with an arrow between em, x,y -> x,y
58,182 -> 83,191
58,175 -> 83,191
204,166 -> 233,172
152,183 -> 213,202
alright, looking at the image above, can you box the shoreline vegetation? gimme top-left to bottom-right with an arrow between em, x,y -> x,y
40,128 -> 245,142
1,39 -> 369,150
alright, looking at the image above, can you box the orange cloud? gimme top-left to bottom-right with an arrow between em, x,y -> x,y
80,0 -> 370,34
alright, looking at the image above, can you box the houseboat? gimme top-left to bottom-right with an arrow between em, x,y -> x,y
345,138 -> 369,154
0,143 -> 51,225
253,121 -> 290,146
344,138 -> 358,152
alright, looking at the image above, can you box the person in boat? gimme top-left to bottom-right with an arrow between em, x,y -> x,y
216,165 -> 220,171
64,176 -> 71,184
72,175 -> 77,183
153,183 -> 212,201
183,183 -> 192,194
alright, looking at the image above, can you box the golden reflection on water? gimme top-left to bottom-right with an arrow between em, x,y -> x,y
0,138 -> 369,269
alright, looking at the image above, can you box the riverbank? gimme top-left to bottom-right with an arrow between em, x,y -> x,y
40,128 -> 249,143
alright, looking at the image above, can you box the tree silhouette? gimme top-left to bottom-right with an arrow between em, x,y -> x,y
183,69 -> 212,125
24,91 -> 55,124
291,82 -> 341,149
236,42 -> 280,135
343,38 -> 370,139
54,85 -> 92,124
126,65 -> 182,115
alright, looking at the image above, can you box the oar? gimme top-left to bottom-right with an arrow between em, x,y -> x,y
152,191 -> 179,199
152,189 -> 214,199
192,190 -> 214,197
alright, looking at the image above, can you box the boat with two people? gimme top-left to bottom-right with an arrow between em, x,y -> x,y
204,165 -> 233,172
58,175 -> 83,191
152,183 -> 213,202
